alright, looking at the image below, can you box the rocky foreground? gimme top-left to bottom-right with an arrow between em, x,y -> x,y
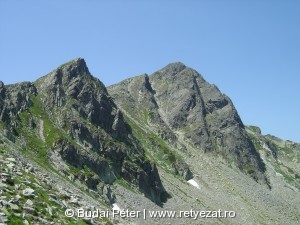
0,135 -> 118,224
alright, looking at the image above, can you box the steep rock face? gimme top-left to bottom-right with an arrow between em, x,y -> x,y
0,58 -> 167,204
109,74 -> 177,142
35,58 -> 129,140
0,81 -> 37,141
149,63 -> 211,149
109,73 -> 193,180
109,62 -> 268,184
0,81 -> 37,125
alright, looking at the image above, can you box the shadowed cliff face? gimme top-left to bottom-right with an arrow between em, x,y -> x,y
108,62 -> 268,185
0,58 -> 167,205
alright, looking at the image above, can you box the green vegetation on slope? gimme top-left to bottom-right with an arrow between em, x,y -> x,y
124,114 -> 183,177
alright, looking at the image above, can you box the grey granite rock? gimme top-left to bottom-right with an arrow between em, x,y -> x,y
22,188 -> 35,197
108,62 -> 268,185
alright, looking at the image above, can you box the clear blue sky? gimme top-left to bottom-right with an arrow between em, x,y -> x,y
0,0 -> 299,142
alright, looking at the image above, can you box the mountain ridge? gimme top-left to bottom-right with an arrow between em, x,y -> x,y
0,58 -> 299,225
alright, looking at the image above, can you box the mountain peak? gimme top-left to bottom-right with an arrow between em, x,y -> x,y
60,57 -> 86,66
57,57 -> 90,76
165,61 -> 186,68
157,62 -> 187,76
35,57 -> 92,90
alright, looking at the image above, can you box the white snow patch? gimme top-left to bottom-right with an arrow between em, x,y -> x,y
112,203 -> 121,211
187,179 -> 200,189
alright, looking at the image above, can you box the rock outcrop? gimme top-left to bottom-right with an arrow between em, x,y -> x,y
0,58 -> 167,205
109,62 -> 268,184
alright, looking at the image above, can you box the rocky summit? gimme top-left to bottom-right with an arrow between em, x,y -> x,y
0,58 -> 299,225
